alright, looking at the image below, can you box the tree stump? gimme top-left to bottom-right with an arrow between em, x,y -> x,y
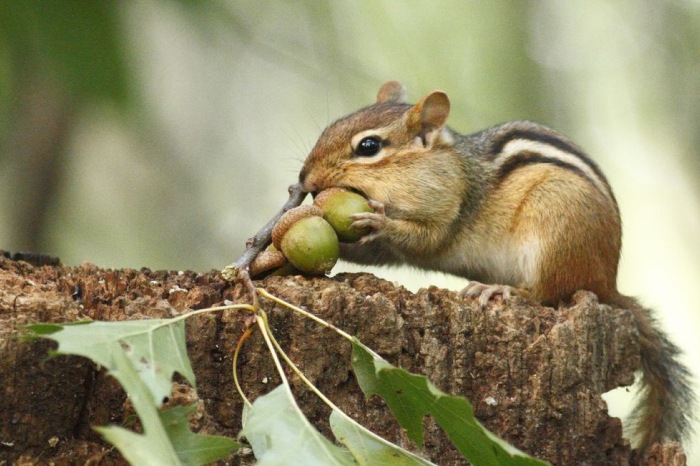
0,255 -> 687,465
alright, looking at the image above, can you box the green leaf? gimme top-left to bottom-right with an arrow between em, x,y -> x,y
97,339 -> 183,465
351,340 -> 549,466
29,322 -> 239,465
23,322 -> 83,340
329,409 -> 436,466
241,384 -> 356,465
96,344 -> 239,466
96,425 -> 175,466
28,319 -> 195,405
243,383 -> 435,465
160,405 -> 241,465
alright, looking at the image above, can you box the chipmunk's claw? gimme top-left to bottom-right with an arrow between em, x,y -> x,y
351,199 -> 387,243
461,281 -> 529,309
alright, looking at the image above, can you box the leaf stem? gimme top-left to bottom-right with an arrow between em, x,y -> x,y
152,303 -> 257,330
256,288 -> 353,341
256,311 -> 289,388
233,326 -> 254,407
258,308 -> 344,414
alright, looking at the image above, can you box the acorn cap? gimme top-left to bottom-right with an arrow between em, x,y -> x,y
271,204 -> 324,250
248,248 -> 287,277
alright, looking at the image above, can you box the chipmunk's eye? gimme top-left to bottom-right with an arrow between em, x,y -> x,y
355,136 -> 382,157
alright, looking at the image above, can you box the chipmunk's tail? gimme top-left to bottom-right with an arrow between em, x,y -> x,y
610,293 -> 695,457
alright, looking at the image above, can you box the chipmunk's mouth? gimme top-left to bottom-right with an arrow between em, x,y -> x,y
309,186 -> 367,200
347,187 -> 368,199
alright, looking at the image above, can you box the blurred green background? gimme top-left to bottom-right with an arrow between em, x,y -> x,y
1,0 -> 698,460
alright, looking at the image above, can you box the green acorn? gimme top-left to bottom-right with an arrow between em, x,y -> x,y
271,205 -> 339,275
314,188 -> 373,242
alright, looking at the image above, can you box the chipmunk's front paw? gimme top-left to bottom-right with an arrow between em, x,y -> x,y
350,199 -> 387,243
460,281 -> 529,309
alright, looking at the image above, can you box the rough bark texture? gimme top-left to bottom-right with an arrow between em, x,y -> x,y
0,255 -> 687,465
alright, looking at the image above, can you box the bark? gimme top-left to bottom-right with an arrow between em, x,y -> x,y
0,255 -> 687,465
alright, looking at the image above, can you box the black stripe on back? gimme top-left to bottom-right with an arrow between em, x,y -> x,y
497,151 -> 593,188
491,128 -> 613,194
491,129 -> 586,159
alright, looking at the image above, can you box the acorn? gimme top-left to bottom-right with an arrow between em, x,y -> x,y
271,205 -> 339,275
248,244 -> 288,278
314,188 -> 373,242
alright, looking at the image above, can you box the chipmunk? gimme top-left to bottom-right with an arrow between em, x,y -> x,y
298,81 -> 694,457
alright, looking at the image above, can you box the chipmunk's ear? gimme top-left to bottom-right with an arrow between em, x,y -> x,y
376,81 -> 407,104
406,91 -> 451,145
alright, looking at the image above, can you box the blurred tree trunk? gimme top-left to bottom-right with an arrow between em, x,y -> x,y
1,69 -> 74,252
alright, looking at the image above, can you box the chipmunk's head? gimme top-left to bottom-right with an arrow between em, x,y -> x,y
299,81 -> 455,204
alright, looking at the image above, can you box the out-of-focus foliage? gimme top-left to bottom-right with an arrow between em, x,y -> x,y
0,1 -> 129,105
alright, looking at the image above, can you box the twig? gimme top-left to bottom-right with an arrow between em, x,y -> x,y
221,183 -> 307,297
236,182 -> 307,269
